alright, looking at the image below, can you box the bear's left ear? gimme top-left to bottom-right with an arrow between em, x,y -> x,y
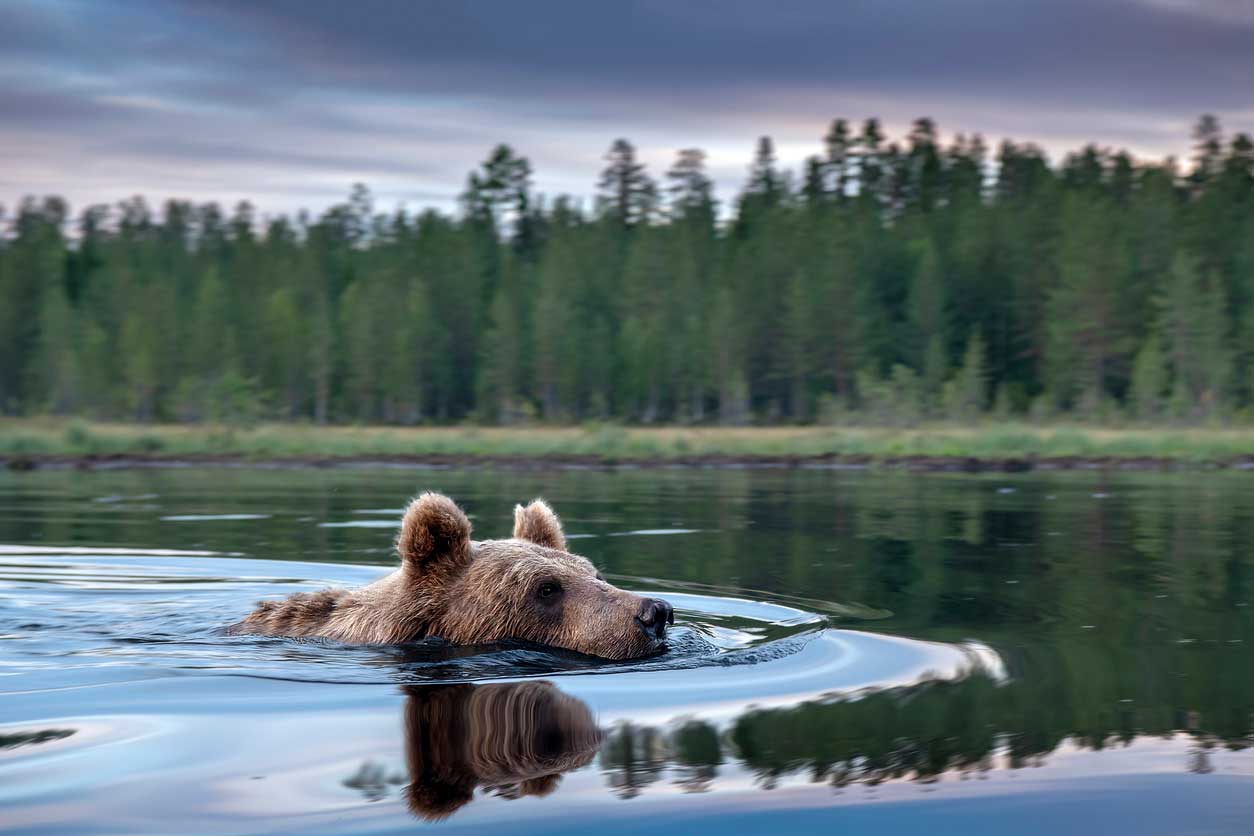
513,499 -> 566,551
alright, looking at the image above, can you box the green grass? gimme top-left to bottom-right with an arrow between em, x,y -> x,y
2,418 -> 1254,465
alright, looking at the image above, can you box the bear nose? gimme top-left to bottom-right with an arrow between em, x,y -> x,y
635,598 -> 674,641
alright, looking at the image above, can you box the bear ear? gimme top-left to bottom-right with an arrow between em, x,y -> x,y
397,493 -> 472,575
513,499 -> 566,551
405,779 -> 475,822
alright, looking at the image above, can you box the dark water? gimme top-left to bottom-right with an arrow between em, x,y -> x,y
1,467 -> 1253,835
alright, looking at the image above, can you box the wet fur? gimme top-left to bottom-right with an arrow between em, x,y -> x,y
229,493 -> 662,660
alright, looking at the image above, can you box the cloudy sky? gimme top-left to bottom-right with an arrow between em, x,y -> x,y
3,0 -> 1252,219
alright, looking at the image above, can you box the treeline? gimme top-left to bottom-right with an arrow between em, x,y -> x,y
598,665 -> 1249,797
1,115 -> 1252,425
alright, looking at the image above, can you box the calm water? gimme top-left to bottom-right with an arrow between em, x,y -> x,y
2,467 -> 1253,835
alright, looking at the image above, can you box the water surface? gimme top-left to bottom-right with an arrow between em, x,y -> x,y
1,468 -> 1252,834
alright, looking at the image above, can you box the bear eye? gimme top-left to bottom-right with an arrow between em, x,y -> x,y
537,581 -> 561,600
595,572 -> 605,583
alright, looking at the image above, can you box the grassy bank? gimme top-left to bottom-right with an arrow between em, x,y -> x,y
3,419 -> 1254,468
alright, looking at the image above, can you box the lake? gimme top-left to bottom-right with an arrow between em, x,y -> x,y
1,466 -> 1252,835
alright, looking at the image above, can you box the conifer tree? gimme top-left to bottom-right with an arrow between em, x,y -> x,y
944,330 -> 989,421
1129,332 -> 1168,422
1159,253 -> 1232,418
598,139 -> 656,229
904,234 -> 952,412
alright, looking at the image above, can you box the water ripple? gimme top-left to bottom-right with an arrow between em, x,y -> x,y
0,547 -> 1000,703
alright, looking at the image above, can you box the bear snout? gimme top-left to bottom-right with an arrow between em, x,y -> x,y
634,598 -> 674,641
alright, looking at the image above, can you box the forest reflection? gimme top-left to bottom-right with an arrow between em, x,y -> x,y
599,669 -> 1250,800
367,656 -> 1251,820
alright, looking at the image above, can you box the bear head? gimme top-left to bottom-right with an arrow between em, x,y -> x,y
396,492 -> 673,661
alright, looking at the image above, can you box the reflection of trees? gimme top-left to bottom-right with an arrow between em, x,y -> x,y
599,723 -> 668,799
728,664 -> 1254,788
670,720 -> 722,792
0,728 -> 75,750
596,635 -> 1254,799
353,673 -> 1235,808
731,674 -> 1002,786
1189,739 -> 1216,775
342,760 -> 405,802
588,654 -> 1254,800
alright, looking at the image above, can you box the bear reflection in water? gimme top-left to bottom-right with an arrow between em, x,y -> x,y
398,680 -> 603,821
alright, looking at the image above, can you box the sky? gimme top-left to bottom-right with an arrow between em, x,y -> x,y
2,0 -> 1253,220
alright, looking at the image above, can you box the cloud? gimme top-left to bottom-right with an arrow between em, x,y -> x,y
154,0 -> 1253,111
1,0 -> 1251,218
1134,0 -> 1254,26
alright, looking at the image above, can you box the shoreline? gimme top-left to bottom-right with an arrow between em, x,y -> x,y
5,420 -> 1254,472
6,451 -> 1254,472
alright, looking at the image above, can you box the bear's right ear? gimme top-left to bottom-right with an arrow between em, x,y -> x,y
397,493 -> 472,576
513,499 -> 566,551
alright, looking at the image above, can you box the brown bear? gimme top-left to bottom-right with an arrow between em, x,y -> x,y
228,492 -> 673,660
399,681 -> 603,821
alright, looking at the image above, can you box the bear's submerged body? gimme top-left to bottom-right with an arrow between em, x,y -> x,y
228,494 -> 673,660
228,571 -> 425,645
